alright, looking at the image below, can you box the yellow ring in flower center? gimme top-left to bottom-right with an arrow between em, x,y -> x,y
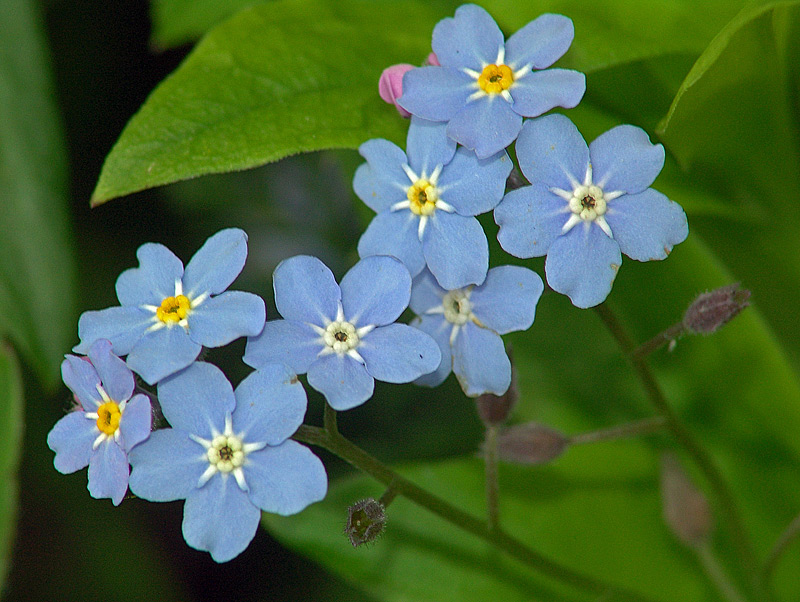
407,179 -> 438,216
478,64 -> 513,94
96,401 -> 121,435
156,294 -> 191,324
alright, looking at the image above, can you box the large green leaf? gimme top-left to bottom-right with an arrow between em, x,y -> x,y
0,0 -> 77,388
150,0 -> 269,48
0,345 -> 23,595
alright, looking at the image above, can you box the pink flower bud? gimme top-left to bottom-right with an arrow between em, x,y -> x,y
425,52 -> 440,66
379,64 -> 415,118
660,453 -> 712,547
496,423 -> 569,465
683,283 -> 750,335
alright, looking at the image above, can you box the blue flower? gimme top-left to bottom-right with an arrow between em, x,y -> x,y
495,114 -> 689,308
244,255 -> 441,411
75,228 -> 266,384
47,339 -> 152,505
409,266 -> 543,397
354,117 -> 511,289
128,362 -> 327,563
398,4 -> 585,159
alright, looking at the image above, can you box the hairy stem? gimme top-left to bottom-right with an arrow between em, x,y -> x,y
632,322 -> 686,360
484,424 -> 501,531
762,511 -> 800,580
568,416 -> 668,446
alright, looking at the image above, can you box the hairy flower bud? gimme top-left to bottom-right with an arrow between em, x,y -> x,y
345,498 -> 386,547
660,453 -> 712,548
683,283 -> 750,335
378,64 -> 415,117
496,422 -> 568,465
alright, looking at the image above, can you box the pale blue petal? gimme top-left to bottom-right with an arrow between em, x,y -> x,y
545,223 -> 622,309
87,440 -> 129,506
359,324 -> 441,383
357,210 -> 425,278
453,323 -> 511,397
61,355 -> 102,409
505,13 -> 574,70
589,125 -> 665,194
126,326 -> 201,386
605,189 -> 688,261
411,315 -> 452,387
447,97 -> 522,159
47,411 -> 95,473
398,67 -> 474,121
495,184 -> 569,258
424,212 -> 488,289
432,4 -> 503,70
246,440 -> 327,515
409,269 -> 446,315
87,339 -> 133,404
509,69 -> 585,117
340,255 -> 411,327
183,228 -> 248,298
437,148 -> 512,215
514,114 -> 588,191
129,429 -> 207,501
234,364 -> 307,446
120,394 -> 152,451
156,362 -> 234,437
273,255 -> 340,325
470,266 -> 544,334
244,320 -> 321,374
188,291 -> 266,348
183,476 -> 260,563
115,243 -> 183,307
354,139 -> 408,213
307,354 -> 374,411
74,306 -> 154,356
406,117 -> 456,177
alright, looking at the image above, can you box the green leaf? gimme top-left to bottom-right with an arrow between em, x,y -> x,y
0,345 -> 22,595
0,0 -> 78,389
150,0 -> 270,49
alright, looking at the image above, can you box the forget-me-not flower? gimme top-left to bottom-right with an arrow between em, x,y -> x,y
47,339 -> 152,505
244,255 -> 441,411
128,362 -> 327,563
75,228 -> 266,384
495,114 -> 689,308
410,266 -> 543,397
354,117 -> 511,290
398,4 -> 585,159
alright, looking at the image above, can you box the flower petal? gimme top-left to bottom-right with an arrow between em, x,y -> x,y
87,440 -> 130,505
47,411 -> 95,473
410,315 -> 452,387
514,114 -> 588,191
115,242 -> 184,307
188,290 -> 266,348
359,324 -> 441,383
545,223 -> 622,308
398,66 -> 475,121
357,210 -> 425,278
605,189 -> 688,261
409,269 -> 446,315
233,364 -> 307,446
61,354 -> 102,409
354,139 -> 409,213
128,429 -> 207,501
470,266 -> 544,334
273,255 -> 340,325
245,440 -> 328,515
432,4 -> 503,70
424,212 -> 488,290
182,475 -> 260,563
126,326 -> 202,386
495,184 -> 569,258
437,147 -> 512,216
340,255 -> 411,327
405,117 -> 456,177
453,323 -> 511,397
156,362 -> 234,437
120,393 -> 152,451
244,319 -> 322,374
505,13 -> 574,70
307,354 -> 374,411
74,306 -> 154,356
183,228 -> 248,298
589,125 -> 665,194
509,68 -> 585,117
446,97 -> 522,159
87,339 -> 134,404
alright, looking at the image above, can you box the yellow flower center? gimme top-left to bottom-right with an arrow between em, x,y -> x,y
156,294 -> 191,324
96,401 -> 121,435
478,64 -> 513,94
407,179 -> 438,216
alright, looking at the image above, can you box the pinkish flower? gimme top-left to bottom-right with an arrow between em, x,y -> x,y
379,64 -> 415,117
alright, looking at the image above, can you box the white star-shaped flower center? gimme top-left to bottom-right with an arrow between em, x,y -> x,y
83,383 -> 127,450
143,279 -> 209,333
310,302 -> 375,364
461,47 -> 533,104
391,164 -> 455,240
550,163 -> 624,238
426,287 -> 484,345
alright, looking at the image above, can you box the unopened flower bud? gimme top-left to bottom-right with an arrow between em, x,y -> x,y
683,283 -> 750,335
378,64 -> 415,118
425,52 -> 440,66
496,423 -> 568,465
660,453 -> 712,548
344,498 -> 386,547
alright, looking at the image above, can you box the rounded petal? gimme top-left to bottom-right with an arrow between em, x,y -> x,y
506,13 -> 574,70
357,210 -> 425,278
589,125 -> 665,194
188,290 -> 266,348
87,339 -> 134,404
115,242 -> 184,307
120,393 -> 152,451
545,223 -> 622,308
406,117 -> 456,177
432,4 -> 503,70
398,66 -> 474,121
126,326 -> 202,386
354,139 -> 409,213
340,255 -> 411,326
424,212 -> 488,289
47,411 -> 95,473
453,323 -> 511,397
74,306 -> 154,356
446,97 -> 522,159
495,184 -> 570,258
514,114 -> 588,190
410,315 -> 452,387
88,440 -> 129,505
233,364 -> 307,446
470,266 -> 544,334
244,319 -> 322,374
409,269 -> 446,315
61,354 -> 102,409
359,324 -> 441,383
307,354 -> 374,411
509,69 -> 586,117
183,228 -> 248,298
246,440 -> 327,515
605,189 -> 688,261
156,362 -> 234,437
182,476 -> 260,563
437,147 -> 512,216
129,429 -> 207,501
273,255 -> 340,325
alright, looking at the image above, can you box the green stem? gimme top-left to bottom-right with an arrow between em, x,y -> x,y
484,424 -> 500,531
568,416 -> 668,446
697,543 -> 747,602
632,322 -> 686,360
762,511 -> 800,581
